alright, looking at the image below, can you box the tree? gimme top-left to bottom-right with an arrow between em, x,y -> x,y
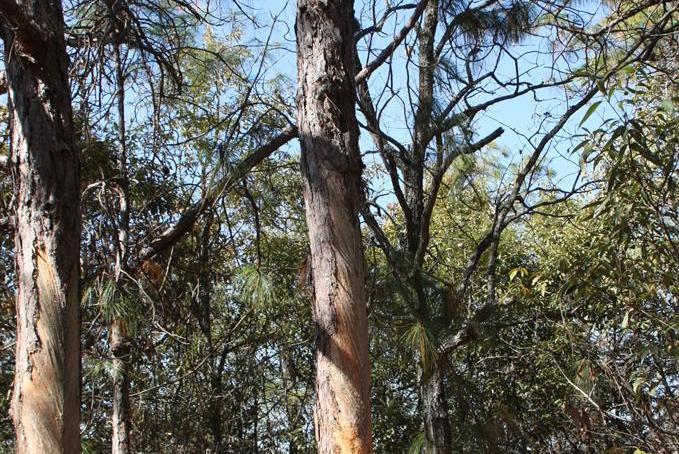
296,0 -> 372,451
0,0 -> 80,452
354,0 -> 677,450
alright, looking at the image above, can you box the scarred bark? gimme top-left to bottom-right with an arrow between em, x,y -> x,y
296,1 -> 372,452
0,1 -> 81,452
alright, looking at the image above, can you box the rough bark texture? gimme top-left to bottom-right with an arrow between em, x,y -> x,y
194,213 -> 224,453
0,1 -> 81,452
420,361 -> 453,454
410,0 -> 437,260
296,1 -> 372,452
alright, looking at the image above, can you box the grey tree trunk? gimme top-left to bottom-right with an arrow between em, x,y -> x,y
195,213 -> 224,452
296,0 -> 372,452
108,8 -> 132,449
410,1 -> 454,451
109,70 -> 132,454
419,360 -> 453,454
0,1 -> 81,452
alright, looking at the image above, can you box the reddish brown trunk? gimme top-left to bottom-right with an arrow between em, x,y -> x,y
0,1 -> 81,452
296,1 -> 372,452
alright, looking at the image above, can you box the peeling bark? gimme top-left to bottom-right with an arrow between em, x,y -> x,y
296,1 -> 372,452
0,0 -> 81,452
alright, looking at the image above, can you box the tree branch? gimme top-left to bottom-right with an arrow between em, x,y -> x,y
415,127 -> 504,265
355,3 -> 419,42
137,126 -> 297,262
355,0 -> 429,83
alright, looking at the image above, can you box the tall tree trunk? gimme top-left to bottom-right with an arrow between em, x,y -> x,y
296,1 -> 372,452
108,6 -> 131,450
411,1 -> 455,451
280,346 -> 302,453
0,1 -> 81,452
407,0 -> 438,254
209,371 -> 223,453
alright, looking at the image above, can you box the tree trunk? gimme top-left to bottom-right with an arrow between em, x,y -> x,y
110,320 -> 131,454
410,2 -> 455,451
419,359 -> 453,454
280,347 -> 302,453
108,15 -> 132,451
209,371 -> 223,453
0,1 -> 81,452
296,1 -> 372,452
196,213 -> 224,453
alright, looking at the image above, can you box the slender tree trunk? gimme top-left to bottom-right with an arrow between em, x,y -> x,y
410,1 -> 455,451
195,213 -> 224,453
209,371 -> 223,453
419,359 -> 453,454
108,8 -> 132,451
110,320 -> 131,454
296,1 -> 372,452
0,1 -> 81,452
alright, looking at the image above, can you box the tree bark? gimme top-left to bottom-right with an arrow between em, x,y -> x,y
410,2 -> 455,451
419,359 -> 453,454
0,1 -> 81,452
107,7 -> 132,449
195,213 -> 224,453
280,346 -> 303,453
296,1 -> 372,452
110,319 -> 131,454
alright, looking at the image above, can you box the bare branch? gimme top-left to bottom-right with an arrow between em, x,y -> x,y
355,3 -> 419,42
415,127 -> 504,265
355,0 -> 429,83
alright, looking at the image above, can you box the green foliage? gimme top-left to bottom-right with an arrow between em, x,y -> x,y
235,264 -> 276,309
407,432 -> 427,454
402,322 -> 439,373
441,0 -> 535,45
